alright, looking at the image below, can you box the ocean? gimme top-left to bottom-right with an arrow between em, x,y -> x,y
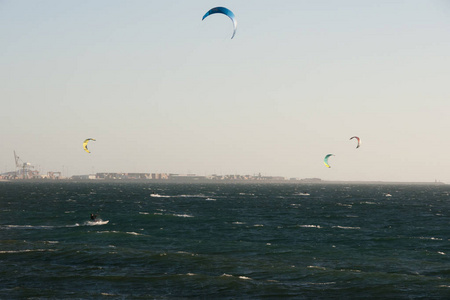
1,182 -> 449,299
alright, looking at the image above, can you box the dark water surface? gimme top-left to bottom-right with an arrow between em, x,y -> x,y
1,182 -> 449,299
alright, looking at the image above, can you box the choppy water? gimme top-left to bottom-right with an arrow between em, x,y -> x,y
1,182 -> 449,299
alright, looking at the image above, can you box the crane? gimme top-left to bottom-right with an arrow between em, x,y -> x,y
14,151 -> 34,179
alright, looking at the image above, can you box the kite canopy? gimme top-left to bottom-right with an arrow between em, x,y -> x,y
202,7 -> 237,39
350,136 -> 361,149
323,154 -> 334,168
83,138 -> 96,153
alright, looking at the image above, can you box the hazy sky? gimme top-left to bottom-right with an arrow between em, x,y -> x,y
1,0 -> 450,182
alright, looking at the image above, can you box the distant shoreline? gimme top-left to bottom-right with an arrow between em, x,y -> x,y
0,178 -> 446,185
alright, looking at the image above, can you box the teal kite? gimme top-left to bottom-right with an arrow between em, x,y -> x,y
202,7 -> 237,39
324,154 -> 334,168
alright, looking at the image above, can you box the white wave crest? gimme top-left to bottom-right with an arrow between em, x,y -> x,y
2,225 -> 54,229
333,226 -> 360,230
298,225 -> 322,228
307,266 -> 327,270
150,194 -> 170,198
294,193 -> 310,196
84,220 -> 109,226
126,232 -> 142,236
417,236 -> 443,241
176,194 -> 208,198
0,249 -> 57,254
97,230 -> 142,236
2,224 -> 82,229
360,201 -> 377,205
173,214 -> 194,218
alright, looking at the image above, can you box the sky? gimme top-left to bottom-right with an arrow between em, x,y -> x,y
1,0 -> 450,182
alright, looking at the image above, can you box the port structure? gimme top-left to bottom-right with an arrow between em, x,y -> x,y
47,171 -> 62,179
14,151 -> 39,179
